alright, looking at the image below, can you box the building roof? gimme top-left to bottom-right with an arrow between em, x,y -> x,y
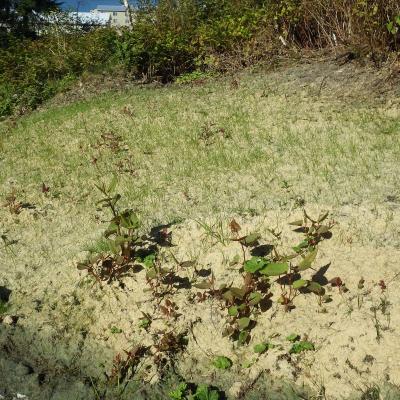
95,5 -> 126,12
70,12 -> 110,25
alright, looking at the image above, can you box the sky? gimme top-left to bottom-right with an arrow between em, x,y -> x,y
61,0 -> 126,12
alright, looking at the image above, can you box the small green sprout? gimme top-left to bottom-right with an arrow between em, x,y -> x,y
212,356 -> 232,370
110,326 -> 123,334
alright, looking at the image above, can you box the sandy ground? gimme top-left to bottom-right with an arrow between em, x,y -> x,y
1,58 -> 400,399
2,205 -> 400,399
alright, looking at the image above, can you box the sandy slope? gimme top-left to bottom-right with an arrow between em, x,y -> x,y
1,58 -> 400,399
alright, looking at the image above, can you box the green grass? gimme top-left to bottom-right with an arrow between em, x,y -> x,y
2,63 -> 400,231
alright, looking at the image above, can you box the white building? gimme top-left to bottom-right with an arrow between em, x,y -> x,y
91,5 -> 131,28
68,11 -> 110,27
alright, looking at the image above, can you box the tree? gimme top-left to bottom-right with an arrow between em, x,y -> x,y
0,0 -> 60,37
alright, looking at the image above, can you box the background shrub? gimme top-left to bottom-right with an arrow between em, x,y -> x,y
1,0 -> 399,117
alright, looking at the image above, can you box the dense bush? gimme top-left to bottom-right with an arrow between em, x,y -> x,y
0,28 -> 118,117
1,0 -> 400,117
122,0 -> 400,79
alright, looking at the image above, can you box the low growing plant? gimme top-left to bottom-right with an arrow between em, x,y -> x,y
77,177 -> 157,284
195,210 -> 335,345
169,382 -> 222,400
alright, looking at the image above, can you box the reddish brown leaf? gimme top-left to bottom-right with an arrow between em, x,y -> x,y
229,219 -> 241,234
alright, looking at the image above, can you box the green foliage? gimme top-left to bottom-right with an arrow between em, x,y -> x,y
77,176 -> 156,284
289,340 -> 315,354
0,28 -> 118,117
286,333 -> 300,342
169,382 -> 188,400
387,15 -> 400,34
175,70 -> 214,84
196,210 -> 335,344
110,326 -> 123,334
192,384 -> 220,400
138,316 -> 151,330
212,356 -> 232,370
169,382 -> 221,400
2,0 -> 400,117
244,257 -> 268,273
0,299 -> 10,315
253,343 -> 268,354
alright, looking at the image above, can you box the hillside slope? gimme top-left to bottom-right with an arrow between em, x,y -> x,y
1,59 -> 400,399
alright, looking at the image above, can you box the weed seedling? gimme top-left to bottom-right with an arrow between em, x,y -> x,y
77,176 -> 157,284
106,345 -> 147,391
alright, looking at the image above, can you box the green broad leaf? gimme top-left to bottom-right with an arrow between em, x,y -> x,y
110,194 -> 121,207
120,210 -> 140,229
307,281 -> 325,296
286,333 -> 300,342
387,21 -> 396,34
260,262 -> 288,276
107,174 -> 118,193
237,317 -> 250,330
244,257 -> 268,273
238,330 -> 249,346
248,291 -> 262,306
143,254 -> 156,268
317,211 -> 329,223
194,281 -> 212,289
228,306 -> 238,317
289,341 -> 315,354
230,287 -> 246,299
213,356 -> 232,370
253,343 -> 268,354
242,233 -> 261,246
277,295 -> 286,304
292,279 -> 308,290
298,249 -> 318,271
194,384 -> 220,400
292,240 -> 309,252
115,255 -> 125,265
104,222 -> 119,238
289,220 -> 303,226
107,239 -> 120,254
